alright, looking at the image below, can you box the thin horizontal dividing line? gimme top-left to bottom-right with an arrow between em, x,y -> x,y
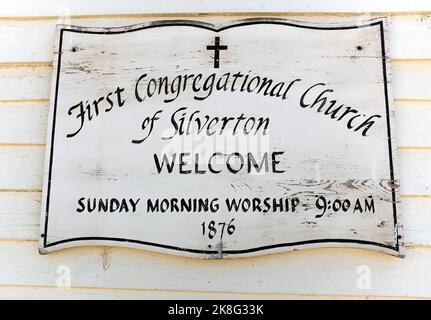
0,13 -> 368,21
401,194 -> 431,199
0,189 -> 41,193
0,99 -> 49,106
0,13 -> 402,21
1,144 -> 430,152
391,59 -> 431,65
0,143 -> 45,147
0,62 -> 52,69
403,243 -> 431,249
1,59 -> 429,69
1,11 -> 431,21
0,284 -> 332,298
397,147 -> 431,152
0,99 -> 428,107
394,99 -> 431,106
0,190 -> 429,200
0,284 -> 427,300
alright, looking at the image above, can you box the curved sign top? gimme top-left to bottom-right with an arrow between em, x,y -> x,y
39,18 -> 403,258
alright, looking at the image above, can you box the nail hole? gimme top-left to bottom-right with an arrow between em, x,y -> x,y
356,45 -> 363,51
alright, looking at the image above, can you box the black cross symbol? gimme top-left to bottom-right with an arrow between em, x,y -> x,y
206,36 -> 228,68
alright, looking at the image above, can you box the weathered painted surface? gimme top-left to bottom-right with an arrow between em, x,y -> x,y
38,18 -> 402,257
0,4 -> 430,298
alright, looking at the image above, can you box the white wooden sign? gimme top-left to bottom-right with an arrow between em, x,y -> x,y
39,18 -> 403,258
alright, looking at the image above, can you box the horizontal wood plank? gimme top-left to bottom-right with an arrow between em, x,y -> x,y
392,61 -> 431,100
389,15 -> 431,59
0,1 -> 430,17
0,16 -> 431,62
0,104 -> 48,145
0,241 -> 430,297
0,101 -> 429,147
1,192 -> 429,245
0,147 -> 44,190
0,147 -> 428,194
0,285 -> 424,299
398,150 -> 431,195
0,192 -> 40,240
395,103 -> 431,147
0,65 -> 51,101
402,197 -> 431,245
0,62 -> 429,102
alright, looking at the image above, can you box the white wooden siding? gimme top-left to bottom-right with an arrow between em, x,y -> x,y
0,5 -> 431,298
0,1 -> 431,16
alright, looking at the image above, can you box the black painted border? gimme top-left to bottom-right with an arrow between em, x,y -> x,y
41,19 -> 400,255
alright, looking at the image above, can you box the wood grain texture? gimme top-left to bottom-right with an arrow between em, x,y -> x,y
0,101 -> 429,147
1,16 -> 431,62
1,192 -> 429,245
35,19 -> 402,256
0,10 -> 429,297
0,147 -> 427,194
0,241 -> 430,297
0,62 -> 428,102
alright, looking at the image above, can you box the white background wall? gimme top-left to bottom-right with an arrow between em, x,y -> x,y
0,1 -> 431,299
